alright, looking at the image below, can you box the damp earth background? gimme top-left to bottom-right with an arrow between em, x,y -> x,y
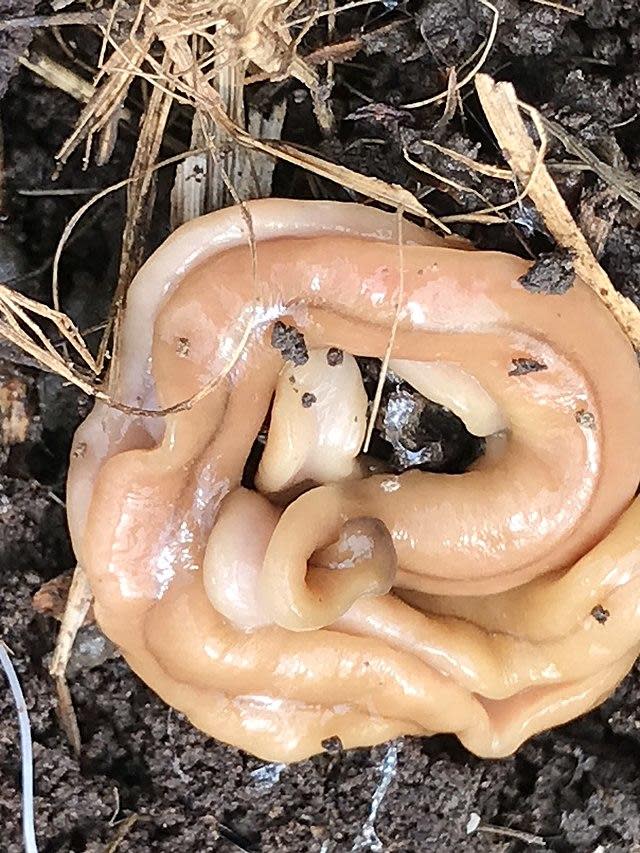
3,1 -> 640,851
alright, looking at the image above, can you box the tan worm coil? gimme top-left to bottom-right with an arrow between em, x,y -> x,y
68,200 -> 640,762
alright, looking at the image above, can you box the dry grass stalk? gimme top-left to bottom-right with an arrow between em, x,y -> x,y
404,119 -> 548,230
244,102 -> 288,195
257,139 -> 448,228
363,208 -> 405,453
528,109 -> 640,214
171,113 -> 211,228
476,73 -> 640,349
528,0 -> 581,14
104,56 -> 175,375
208,47 -> 247,212
57,30 -> 155,168
105,814 -> 139,853
19,50 -> 95,103
171,113 -> 212,228
49,565 -> 93,756
0,284 -> 98,374
403,0 -> 499,110
411,139 -> 512,181
0,7 -> 138,31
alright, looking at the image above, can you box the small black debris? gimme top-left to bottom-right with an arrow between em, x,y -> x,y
288,375 -> 296,385
518,248 -> 577,295
176,336 -> 190,357
72,441 -> 87,460
576,409 -> 596,429
326,348 -> 344,367
301,392 -> 317,408
591,604 -> 610,624
321,735 -> 344,754
508,358 -> 548,376
271,321 -> 309,365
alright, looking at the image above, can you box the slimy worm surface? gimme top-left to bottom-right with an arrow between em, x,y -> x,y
68,200 -> 640,762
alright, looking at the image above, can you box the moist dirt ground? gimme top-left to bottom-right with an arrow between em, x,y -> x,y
3,1 -> 640,851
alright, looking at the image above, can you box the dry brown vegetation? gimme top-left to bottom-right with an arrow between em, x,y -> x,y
2,0 -> 638,404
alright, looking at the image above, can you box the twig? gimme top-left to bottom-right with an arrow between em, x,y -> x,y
102,53 -> 174,375
49,565 -> 93,756
409,139 -> 512,180
105,814 -> 138,853
476,73 -> 640,349
403,0 -> 499,109
0,642 -> 38,853
528,0 -> 582,14
524,107 -> 640,214
477,823 -> 546,846
19,52 -> 94,103
0,8 -> 136,31
17,187 -> 99,196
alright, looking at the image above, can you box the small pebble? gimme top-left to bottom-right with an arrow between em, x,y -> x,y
508,358 -> 547,376
576,409 -> 596,429
271,321 -> 309,366
176,336 -> 190,357
321,735 -> 344,754
518,248 -> 576,295
326,347 -> 344,366
591,604 -> 609,624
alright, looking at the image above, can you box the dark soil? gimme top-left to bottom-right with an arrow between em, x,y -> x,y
2,1 -> 640,851
518,249 -> 577,295
358,357 -> 486,473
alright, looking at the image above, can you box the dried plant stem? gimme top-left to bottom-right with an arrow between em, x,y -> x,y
477,823 -> 547,846
411,139 -> 512,181
528,0 -> 581,14
0,8 -> 137,30
403,0 -> 499,110
105,814 -> 139,853
363,208 -> 405,453
476,73 -> 640,349
57,30 -> 155,166
525,107 -> 640,214
208,49 -> 247,211
19,52 -> 95,103
103,54 -> 174,376
49,565 -> 93,756
160,34 -> 447,230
